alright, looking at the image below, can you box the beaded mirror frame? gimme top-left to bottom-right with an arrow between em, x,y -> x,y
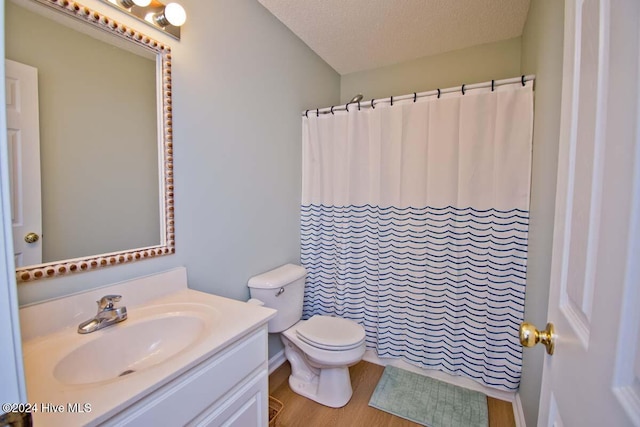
15,0 -> 175,282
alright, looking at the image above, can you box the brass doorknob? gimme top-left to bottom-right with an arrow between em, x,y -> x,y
24,232 -> 40,244
519,322 -> 555,355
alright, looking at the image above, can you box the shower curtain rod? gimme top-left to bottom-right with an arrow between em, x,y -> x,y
301,74 -> 535,117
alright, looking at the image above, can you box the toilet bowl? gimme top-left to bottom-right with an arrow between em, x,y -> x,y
281,316 -> 365,408
247,264 -> 366,408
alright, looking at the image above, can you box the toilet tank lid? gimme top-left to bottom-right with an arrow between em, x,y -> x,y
248,264 -> 307,289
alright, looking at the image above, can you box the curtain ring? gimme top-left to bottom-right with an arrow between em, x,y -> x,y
305,110 -> 309,118
345,103 -> 349,112
413,92 -> 417,102
491,80 -> 495,92
461,84 -> 466,95
316,108 -> 319,117
522,75 -> 526,86
437,89 -> 441,99
330,106 -> 335,115
390,96 -> 393,106
371,99 -> 375,109
358,101 -> 361,111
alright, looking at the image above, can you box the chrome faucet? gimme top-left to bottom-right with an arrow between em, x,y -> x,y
77,295 -> 128,334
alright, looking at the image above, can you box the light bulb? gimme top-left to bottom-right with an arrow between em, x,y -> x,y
163,3 -> 186,26
131,0 -> 152,6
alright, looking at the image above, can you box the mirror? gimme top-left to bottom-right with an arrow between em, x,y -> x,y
6,0 -> 174,282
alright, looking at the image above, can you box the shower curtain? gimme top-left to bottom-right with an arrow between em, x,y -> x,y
300,81 -> 533,391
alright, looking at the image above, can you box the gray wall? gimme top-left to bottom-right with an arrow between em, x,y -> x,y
340,37 -> 522,104
519,1 -> 564,426
14,0 -> 340,329
6,1 -> 160,263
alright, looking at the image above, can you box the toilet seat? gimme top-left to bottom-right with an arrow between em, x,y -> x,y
296,315 -> 365,351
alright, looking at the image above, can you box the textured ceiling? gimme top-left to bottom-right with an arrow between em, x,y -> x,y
258,0 -> 531,75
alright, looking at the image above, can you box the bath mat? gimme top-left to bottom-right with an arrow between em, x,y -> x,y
368,365 -> 488,427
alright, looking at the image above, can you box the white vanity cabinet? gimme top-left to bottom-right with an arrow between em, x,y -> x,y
20,268 -> 276,427
105,326 -> 269,427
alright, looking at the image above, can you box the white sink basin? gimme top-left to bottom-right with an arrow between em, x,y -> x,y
23,301 -> 220,389
54,310 -> 208,385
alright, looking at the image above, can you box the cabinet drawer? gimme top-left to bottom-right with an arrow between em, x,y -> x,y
106,327 -> 267,426
189,370 -> 267,427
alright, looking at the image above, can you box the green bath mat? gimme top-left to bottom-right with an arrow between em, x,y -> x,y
368,365 -> 488,427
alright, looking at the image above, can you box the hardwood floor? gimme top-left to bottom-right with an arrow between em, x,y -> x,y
268,361 -> 515,427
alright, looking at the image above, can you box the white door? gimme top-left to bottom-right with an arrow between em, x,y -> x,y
0,136 -> 28,421
532,1 -> 640,426
5,59 -> 42,267
0,0 -> 28,420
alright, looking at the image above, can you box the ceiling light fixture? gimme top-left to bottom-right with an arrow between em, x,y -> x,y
101,0 -> 186,40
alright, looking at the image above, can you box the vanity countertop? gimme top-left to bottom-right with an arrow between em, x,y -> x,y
19,268 -> 276,426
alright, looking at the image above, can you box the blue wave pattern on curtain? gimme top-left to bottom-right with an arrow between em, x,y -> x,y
301,82 -> 533,392
301,204 -> 527,391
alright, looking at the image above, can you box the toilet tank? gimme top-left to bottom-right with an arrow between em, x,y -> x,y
248,264 -> 306,333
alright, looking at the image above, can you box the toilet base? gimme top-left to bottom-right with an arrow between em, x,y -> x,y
288,366 -> 353,408
282,335 -> 354,408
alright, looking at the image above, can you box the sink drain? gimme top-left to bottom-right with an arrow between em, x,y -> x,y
118,369 -> 135,377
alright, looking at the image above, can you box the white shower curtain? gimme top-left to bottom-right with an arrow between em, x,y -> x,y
300,81 -> 533,391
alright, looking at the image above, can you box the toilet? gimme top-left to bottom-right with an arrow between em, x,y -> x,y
248,264 -> 366,408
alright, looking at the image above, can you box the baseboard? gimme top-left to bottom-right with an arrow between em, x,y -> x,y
268,349 -> 286,375
513,392 -> 526,427
363,350 -> 517,402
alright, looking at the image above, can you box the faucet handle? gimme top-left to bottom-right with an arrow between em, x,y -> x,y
97,295 -> 122,311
